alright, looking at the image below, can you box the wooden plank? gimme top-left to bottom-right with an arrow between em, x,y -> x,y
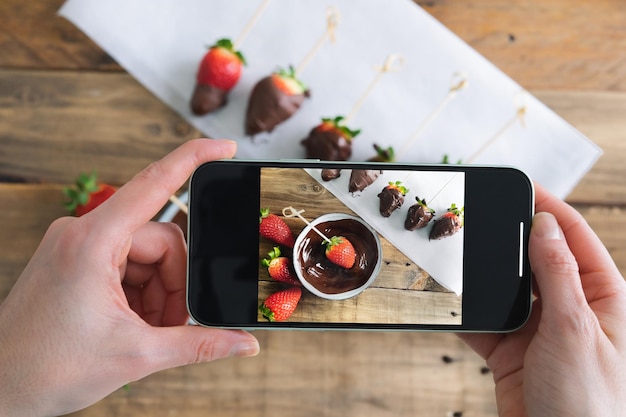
0,69 -> 203,185
0,0 -> 120,71
258,281 -> 462,324
420,0 -> 626,92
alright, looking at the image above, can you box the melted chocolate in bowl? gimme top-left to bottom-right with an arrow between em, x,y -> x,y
295,216 -> 381,298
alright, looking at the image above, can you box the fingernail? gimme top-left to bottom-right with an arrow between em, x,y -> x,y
532,212 -> 562,240
230,340 -> 260,357
215,138 -> 237,147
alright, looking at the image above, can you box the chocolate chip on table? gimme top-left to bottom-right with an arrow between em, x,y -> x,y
441,355 -> 454,364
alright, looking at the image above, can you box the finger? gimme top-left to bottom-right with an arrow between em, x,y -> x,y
124,222 -> 186,288
529,212 -> 588,319
94,139 -> 237,238
137,327 -> 259,376
123,222 -> 188,326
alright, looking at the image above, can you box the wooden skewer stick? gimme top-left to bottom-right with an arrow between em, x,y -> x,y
282,206 -> 331,244
343,54 -> 405,124
396,73 -> 469,159
294,6 -> 341,77
233,0 -> 272,50
465,91 -> 528,164
168,194 -> 188,215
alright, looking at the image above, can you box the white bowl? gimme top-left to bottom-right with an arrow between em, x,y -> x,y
292,213 -> 382,300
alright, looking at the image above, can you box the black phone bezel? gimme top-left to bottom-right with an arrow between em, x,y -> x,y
187,160 -> 533,332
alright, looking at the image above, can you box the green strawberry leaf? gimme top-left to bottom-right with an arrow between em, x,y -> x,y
259,207 -> 270,223
259,303 -> 276,322
415,197 -> 435,214
320,116 -> 361,140
387,181 -> 408,196
275,65 -> 307,92
211,38 -> 247,65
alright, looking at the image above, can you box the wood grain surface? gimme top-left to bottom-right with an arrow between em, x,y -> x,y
1,0 -> 625,416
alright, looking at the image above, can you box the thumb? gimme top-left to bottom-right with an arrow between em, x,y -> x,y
139,326 -> 259,374
529,212 -> 587,320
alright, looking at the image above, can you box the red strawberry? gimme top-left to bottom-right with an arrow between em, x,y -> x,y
197,38 -> 246,90
259,208 -> 295,248
259,287 -> 302,322
324,235 -> 356,269
429,204 -> 464,240
63,172 -> 116,216
404,196 -> 435,230
261,247 -> 301,286
191,38 -> 246,115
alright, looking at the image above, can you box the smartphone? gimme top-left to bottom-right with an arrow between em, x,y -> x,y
187,160 -> 534,332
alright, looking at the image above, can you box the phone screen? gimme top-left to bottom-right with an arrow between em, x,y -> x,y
188,160 -> 533,332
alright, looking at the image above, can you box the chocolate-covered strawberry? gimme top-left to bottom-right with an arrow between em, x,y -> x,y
320,168 -> 342,181
404,197 -> 435,230
429,203 -> 464,240
377,181 -> 408,217
245,66 -> 309,136
191,38 -> 246,115
348,169 -> 382,193
301,116 -> 360,161
335,144 -> 391,188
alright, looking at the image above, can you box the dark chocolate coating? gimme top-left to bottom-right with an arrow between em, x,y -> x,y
404,202 -> 433,230
296,219 -> 378,294
321,168 -> 342,181
429,216 -> 462,240
301,126 -> 352,161
349,169 -> 382,193
245,76 -> 309,135
377,187 -> 405,217
191,84 -> 228,115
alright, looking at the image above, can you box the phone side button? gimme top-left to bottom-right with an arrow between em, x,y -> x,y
518,221 -> 524,278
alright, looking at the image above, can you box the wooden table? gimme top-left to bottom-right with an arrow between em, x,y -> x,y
1,1 -> 625,416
